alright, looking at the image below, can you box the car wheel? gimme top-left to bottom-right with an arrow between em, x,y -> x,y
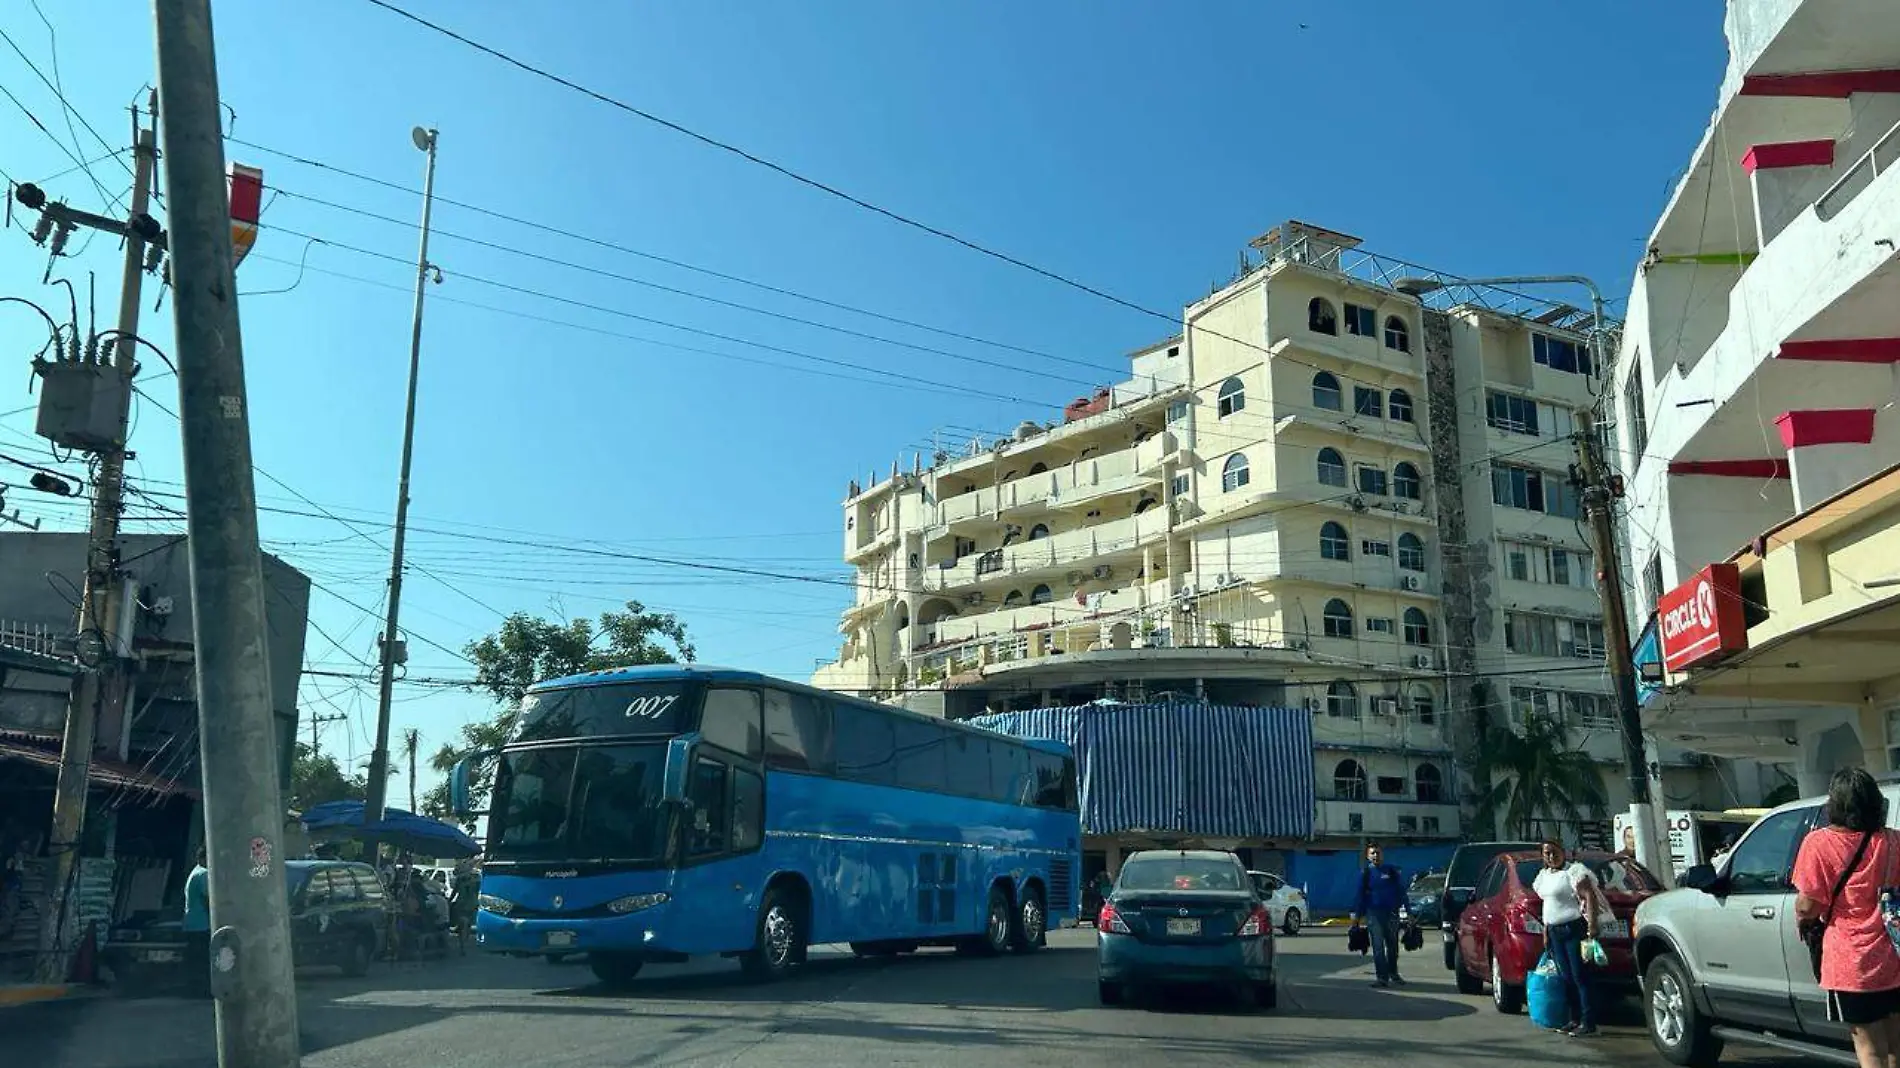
1443,937 -> 1458,971
340,936 -> 373,978
589,952 -> 644,988
1454,954 -> 1485,995
1646,953 -> 1723,1067
1098,979 -> 1123,1006
1010,886 -> 1046,953
1489,950 -> 1523,1014
742,887 -> 805,982
1253,980 -> 1278,1011
1281,908 -> 1302,936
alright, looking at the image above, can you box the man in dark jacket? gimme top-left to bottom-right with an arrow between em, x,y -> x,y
1351,843 -> 1406,987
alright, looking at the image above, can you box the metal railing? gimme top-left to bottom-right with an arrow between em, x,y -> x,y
1816,115 -> 1900,222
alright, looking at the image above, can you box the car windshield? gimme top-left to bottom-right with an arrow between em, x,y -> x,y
1514,857 -> 1660,893
514,682 -> 696,743
1117,856 -> 1244,892
489,744 -> 669,862
1449,843 -> 1542,887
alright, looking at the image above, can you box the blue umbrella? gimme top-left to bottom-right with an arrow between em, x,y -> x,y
300,801 -> 481,858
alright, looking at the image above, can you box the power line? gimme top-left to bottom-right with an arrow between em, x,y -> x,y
0,23 -> 126,212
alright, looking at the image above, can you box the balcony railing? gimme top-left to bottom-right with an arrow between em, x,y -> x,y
921,510 -> 1170,592
1817,115 -> 1900,222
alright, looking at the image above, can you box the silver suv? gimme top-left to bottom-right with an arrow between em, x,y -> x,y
1632,786 -> 1897,1066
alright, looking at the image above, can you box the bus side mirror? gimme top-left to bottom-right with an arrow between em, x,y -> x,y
448,754 -> 491,818
662,735 -> 697,802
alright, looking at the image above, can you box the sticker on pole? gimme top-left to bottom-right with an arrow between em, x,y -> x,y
248,836 -> 272,879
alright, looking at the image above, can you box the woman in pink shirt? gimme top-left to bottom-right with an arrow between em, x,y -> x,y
1793,767 -> 1900,1068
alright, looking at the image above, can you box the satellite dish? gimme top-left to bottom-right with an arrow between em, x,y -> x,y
411,126 -> 435,152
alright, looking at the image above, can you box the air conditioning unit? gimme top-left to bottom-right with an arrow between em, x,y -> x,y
1303,697 -> 1321,712
1093,564 -> 1113,580
1179,584 -> 1197,598
1411,654 -> 1433,669
1348,496 -> 1368,513
1400,574 -> 1424,592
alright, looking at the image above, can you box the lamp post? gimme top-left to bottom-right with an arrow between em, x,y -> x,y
1395,273 -> 1663,876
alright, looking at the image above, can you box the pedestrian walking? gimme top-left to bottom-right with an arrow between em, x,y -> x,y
181,847 -> 210,999
1793,767 -> 1900,1068
1351,843 -> 1405,987
1532,839 -> 1609,1038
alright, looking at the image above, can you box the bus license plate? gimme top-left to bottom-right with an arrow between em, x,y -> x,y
545,931 -> 576,949
1165,918 -> 1201,936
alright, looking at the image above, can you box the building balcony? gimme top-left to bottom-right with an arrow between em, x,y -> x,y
1268,335 -> 1425,384
1275,411 -> 1430,457
920,509 -> 1170,593
932,446 -> 1167,533
1313,798 -> 1461,839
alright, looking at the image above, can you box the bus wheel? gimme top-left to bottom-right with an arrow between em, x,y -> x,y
742,888 -> 804,982
589,953 -> 644,988
982,885 -> 1012,955
1010,886 -> 1046,953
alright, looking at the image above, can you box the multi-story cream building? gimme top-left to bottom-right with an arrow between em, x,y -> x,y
1610,0 -> 1900,799
818,221 -> 1725,859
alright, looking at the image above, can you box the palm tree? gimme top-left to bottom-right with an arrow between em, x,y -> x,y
401,728 -> 421,813
1473,713 -> 1608,839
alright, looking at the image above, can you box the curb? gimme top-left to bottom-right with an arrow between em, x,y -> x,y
0,984 -> 91,1008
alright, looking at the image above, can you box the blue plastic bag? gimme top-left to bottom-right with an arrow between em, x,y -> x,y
1526,954 -> 1568,1029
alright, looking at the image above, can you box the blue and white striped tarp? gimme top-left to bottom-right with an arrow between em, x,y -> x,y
969,704 -> 1315,839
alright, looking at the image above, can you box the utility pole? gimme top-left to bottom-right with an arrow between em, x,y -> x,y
32,117 -> 157,984
154,1 -> 300,1062
364,127 -> 439,837
307,712 -> 347,757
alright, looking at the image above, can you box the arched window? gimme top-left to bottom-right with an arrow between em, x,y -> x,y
1323,598 -> 1354,639
1030,584 -> 1054,605
1334,758 -> 1368,799
1415,763 -> 1444,804
895,604 -> 911,630
1410,684 -> 1437,725
1389,388 -> 1414,423
1222,453 -> 1251,492
1312,371 -> 1342,411
1309,297 -> 1338,336
1317,447 -> 1347,487
1326,681 -> 1357,720
1320,521 -> 1350,561
1029,462 -> 1048,475
1397,532 -> 1426,572
1394,462 -> 1422,500
1403,607 -> 1431,645
1384,315 -> 1411,353
1003,590 -> 1025,608
1217,376 -> 1246,418
1134,495 -> 1158,514
1028,524 -> 1050,540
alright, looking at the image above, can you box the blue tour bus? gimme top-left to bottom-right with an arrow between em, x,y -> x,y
450,664 -> 1081,985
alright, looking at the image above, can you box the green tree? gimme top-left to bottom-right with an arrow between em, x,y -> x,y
422,601 -> 695,824
1472,713 -> 1608,839
289,742 -> 365,811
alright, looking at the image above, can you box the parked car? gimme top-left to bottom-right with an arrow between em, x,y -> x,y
1096,849 -> 1276,1009
1247,870 -> 1309,935
1633,786 -> 1898,1066
1453,849 -> 1663,1013
1437,840 -> 1543,970
286,860 -> 389,976
1405,871 -> 1446,930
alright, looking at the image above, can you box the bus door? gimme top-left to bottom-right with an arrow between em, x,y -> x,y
670,689 -> 768,953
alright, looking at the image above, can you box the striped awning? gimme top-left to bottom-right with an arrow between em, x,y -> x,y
970,703 -> 1314,839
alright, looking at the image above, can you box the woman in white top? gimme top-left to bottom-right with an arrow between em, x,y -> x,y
1531,839 -> 1608,1037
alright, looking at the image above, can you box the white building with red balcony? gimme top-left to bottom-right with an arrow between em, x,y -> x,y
1613,0 -> 1900,794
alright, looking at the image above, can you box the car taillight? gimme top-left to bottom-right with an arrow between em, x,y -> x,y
1098,901 -> 1131,935
1237,907 -> 1271,937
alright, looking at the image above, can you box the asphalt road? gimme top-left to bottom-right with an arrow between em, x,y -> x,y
1,929 -> 1812,1067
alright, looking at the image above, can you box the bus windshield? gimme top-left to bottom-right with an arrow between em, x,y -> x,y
514,681 -> 696,743
490,744 -> 669,862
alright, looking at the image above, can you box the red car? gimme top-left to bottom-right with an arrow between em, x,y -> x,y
1452,849 -> 1662,1014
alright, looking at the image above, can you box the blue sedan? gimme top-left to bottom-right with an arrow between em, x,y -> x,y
1096,849 -> 1277,1009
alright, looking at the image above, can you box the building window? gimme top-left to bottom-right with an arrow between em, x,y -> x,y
1345,303 -> 1376,338
1361,539 -> 1391,557
1403,607 -> 1431,645
1416,763 -> 1445,804
1334,759 -> 1368,800
1410,684 -> 1437,724
1030,584 -> 1053,605
1320,521 -> 1351,561
1377,774 -> 1407,796
1353,386 -> 1383,417
1326,680 -> 1358,719
1029,524 -> 1050,540
1003,590 -> 1024,607
1317,447 -> 1347,487
1217,376 -> 1246,417
1222,453 -> 1250,492
1313,371 -> 1343,411
1485,391 -> 1541,435
1505,613 -> 1607,660
1170,473 -> 1189,498
1365,616 -> 1395,635
1643,553 -> 1664,611
1134,495 -> 1158,514
1551,548 -> 1591,588
1491,464 -> 1546,512
1506,543 -> 1532,581
1624,363 -> 1649,461
1393,462 -> 1422,500
1323,598 -> 1355,638
1533,332 -> 1594,375
1397,533 -> 1426,572
1423,816 -> 1441,834
1357,466 -> 1389,496
1309,297 -> 1337,335
1166,399 -> 1189,424
1384,315 -> 1411,353
1389,389 -> 1414,423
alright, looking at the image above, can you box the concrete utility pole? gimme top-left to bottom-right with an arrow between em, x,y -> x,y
306,711 -> 346,757
33,120 -> 157,984
364,126 -> 438,837
154,1 -> 300,1062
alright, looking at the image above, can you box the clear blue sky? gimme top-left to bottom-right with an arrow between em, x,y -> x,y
0,1 -> 1727,798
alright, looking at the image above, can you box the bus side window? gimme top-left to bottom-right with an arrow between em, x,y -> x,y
990,742 -> 1031,805
764,690 -> 833,774
688,759 -> 731,856
1030,752 -> 1067,809
892,718 -> 946,793
834,704 -> 896,786
944,733 -> 990,800
702,688 -> 763,762
732,766 -> 764,853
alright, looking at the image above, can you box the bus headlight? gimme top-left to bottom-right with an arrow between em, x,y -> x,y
479,894 -> 516,916
607,892 -> 670,915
